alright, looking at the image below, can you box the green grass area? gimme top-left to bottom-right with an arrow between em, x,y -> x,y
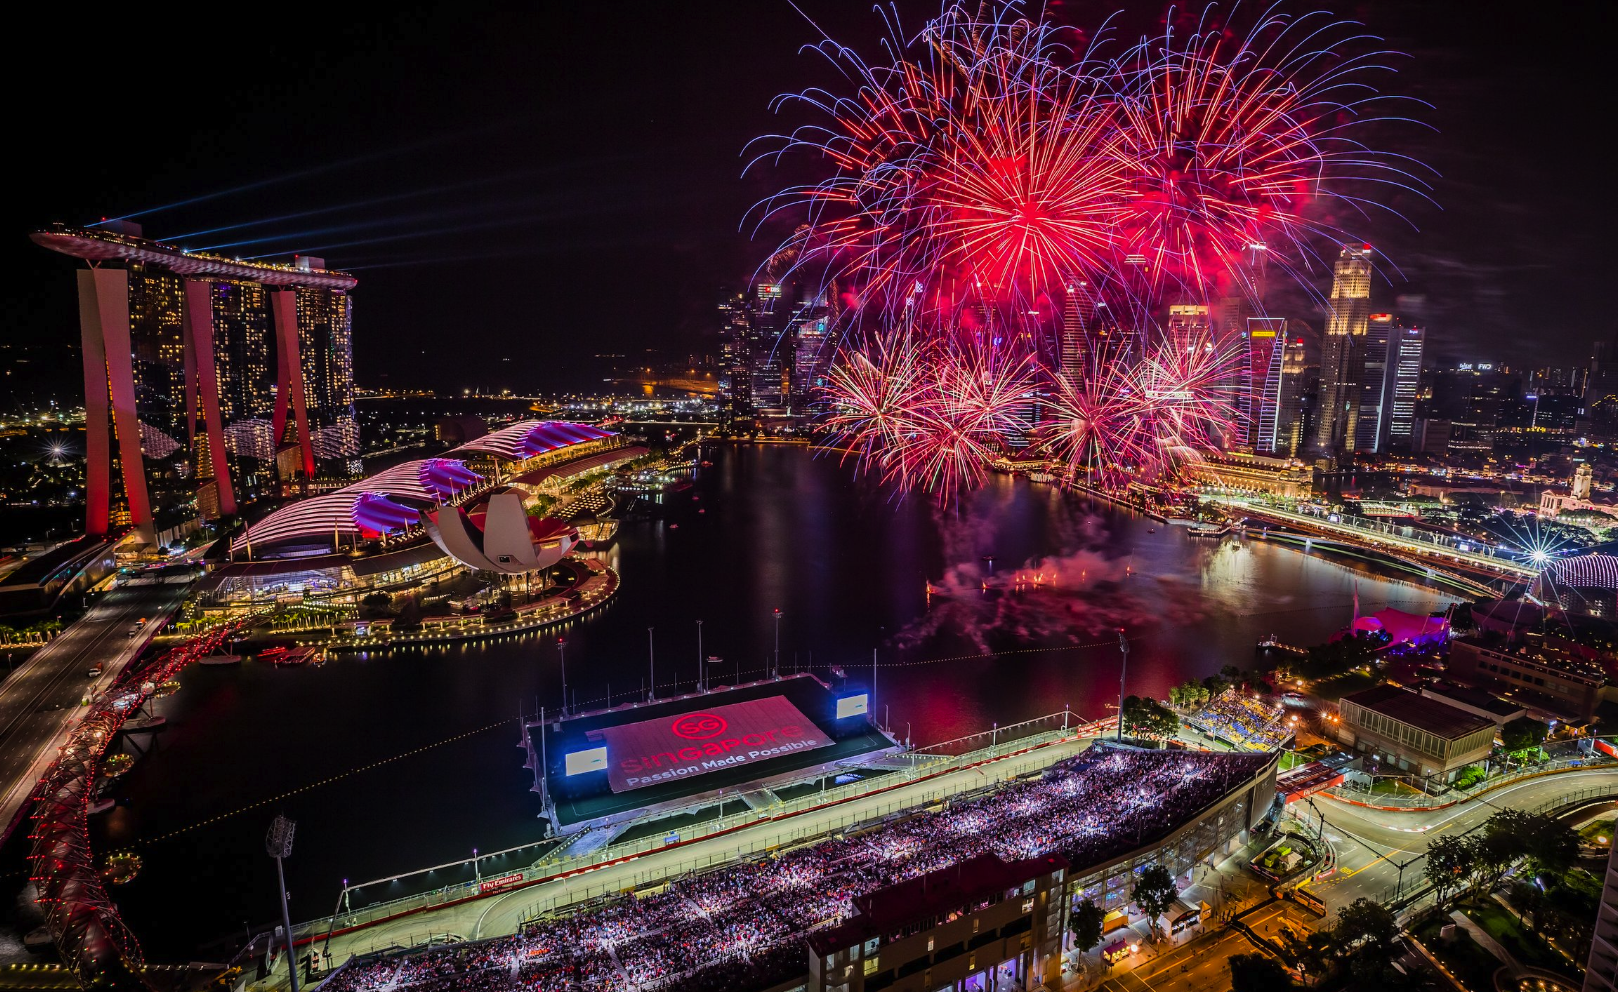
1308,671 -> 1380,702
1368,778 -> 1423,797
1413,918 -> 1504,992
1579,817 -> 1615,847
1464,903 -> 1583,981
1279,751 -> 1308,771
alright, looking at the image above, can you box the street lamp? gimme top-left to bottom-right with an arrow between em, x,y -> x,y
772,608 -> 782,680
557,637 -> 569,717
265,814 -> 301,992
696,620 -> 704,693
1115,629 -> 1130,742
647,627 -> 656,702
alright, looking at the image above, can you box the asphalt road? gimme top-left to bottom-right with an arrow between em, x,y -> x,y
1092,900 -> 1317,992
1308,768 -> 1618,910
0,581 -> 189,839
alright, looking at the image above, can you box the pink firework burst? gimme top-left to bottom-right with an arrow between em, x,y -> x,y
1109,4 -> 1430,303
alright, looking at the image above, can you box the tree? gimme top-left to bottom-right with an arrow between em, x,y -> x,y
1296,633 -> 1380,680
1332,897 -> 1399,981
1525,818 -> 1579,877
1500,716 -> 1549,754
1229,953 -> 1295,992
1467,830 -> 1520,900
1122,696 -> 1179,739
1424,834 -> 1474,908
1132,864 -> 1178,935
1068,899 -> 1104,954
1169,681 -> 1209,710
394,596 -> 422,631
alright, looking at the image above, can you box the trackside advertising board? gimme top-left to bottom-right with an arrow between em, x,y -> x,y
594,695 -> 831,793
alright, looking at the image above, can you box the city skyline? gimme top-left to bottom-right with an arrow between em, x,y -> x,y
6,2 -> 1612,404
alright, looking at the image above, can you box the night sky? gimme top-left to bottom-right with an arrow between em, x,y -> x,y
7,2 -> 1610,402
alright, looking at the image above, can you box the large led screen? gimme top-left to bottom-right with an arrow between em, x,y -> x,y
593,695 -> 831,793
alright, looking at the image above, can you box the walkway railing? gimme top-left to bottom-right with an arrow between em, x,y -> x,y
1208,497 -> 1537,579
1324,754 -> 1617,809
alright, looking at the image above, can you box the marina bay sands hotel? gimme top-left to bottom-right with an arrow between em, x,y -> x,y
32,222 -> 359,546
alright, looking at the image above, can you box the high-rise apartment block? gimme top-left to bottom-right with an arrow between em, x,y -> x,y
34,223 -> 359,545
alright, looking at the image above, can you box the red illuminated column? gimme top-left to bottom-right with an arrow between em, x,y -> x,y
270,288 -> 315,479
77,272 -> 112,536
78,268 -> 155,545
182,280 -> 236,517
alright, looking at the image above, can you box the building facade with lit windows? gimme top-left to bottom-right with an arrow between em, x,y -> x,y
1587,834 -> 1618,992
32,222 -> 360,545
1313,245 -> 1374,454
1382,324 -> 1426,449
806,751 -> 1277,992
1336,685 -> 1496,783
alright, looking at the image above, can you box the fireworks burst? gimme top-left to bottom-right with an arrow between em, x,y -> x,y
766,2 -> 1428,500
1109,3 -> 1430,301
824,318 -> 1038,501
749,4 -> 1126,312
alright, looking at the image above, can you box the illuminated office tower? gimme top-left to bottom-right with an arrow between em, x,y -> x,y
33,223 -> 357,543
1274,336 -> 1311,457
790,295 -> 833,412
1312,245 -> 1375,453
1059,282 -> 1102,383
1381,324 -> 1426,450
1245,318 -> 1288,453
1165,303 -> 1210,353
1353,313 -> 1396,452
747,282 -> 791,412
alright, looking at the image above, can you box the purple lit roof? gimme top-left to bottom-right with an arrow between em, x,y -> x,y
343,458 -> 482,502
449,420 -> 614,461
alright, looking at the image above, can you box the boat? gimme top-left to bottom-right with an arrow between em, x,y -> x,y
1187,523 -> 1231,538
88,798 -> 116,814
122,715 -> 166,733
197,654 -> 242,666
275,646 -> 322,666
255,646 -> 290,663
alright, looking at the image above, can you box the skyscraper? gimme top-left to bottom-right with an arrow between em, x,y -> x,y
1381,324 -> 1426,450
717,282 -> 799,422
1059,282 -> 1101,384
1313,245 -> 1375,453
1353,312 -> 1396,452
791,294 -> 835,412
1273,335 -> 1312,457
1245,318 -> 1289,453
33,223 -> 358,544
1165,304 -> 1210,353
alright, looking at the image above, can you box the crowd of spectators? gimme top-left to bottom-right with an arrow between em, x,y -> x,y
1186,693 -> 1287,750
325,748 -> 1268,992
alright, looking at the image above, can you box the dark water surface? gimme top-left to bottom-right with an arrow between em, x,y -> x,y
77,446 -> 1454,956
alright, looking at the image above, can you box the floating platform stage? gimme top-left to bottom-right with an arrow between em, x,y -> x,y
525,673 -> 897,834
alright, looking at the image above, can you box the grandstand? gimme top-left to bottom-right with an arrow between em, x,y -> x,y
322,747 -> 1276,992
1186,692 -> 1290,751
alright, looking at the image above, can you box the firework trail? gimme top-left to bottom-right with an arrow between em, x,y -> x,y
749,4 -> 1127,312
1108,3 -> 1430,302
768,2 -> 1427,499
824,316 -> 1038,501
